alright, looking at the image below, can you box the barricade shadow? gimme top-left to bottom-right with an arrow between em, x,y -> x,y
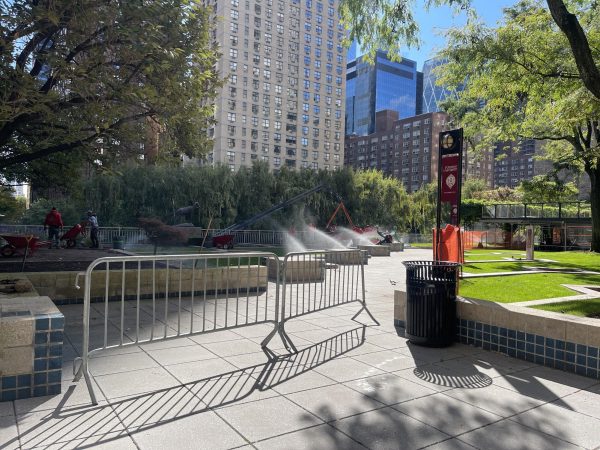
11,326 -> 366,449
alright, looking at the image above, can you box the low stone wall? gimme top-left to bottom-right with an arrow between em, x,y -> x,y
269,259 -> 325,282
324,250 -> 368,265
25,266 -> 268,303
394,291 -> 600,379
0,295 -> 64,401
389,242 -> 404,252
358,245 -> 390,257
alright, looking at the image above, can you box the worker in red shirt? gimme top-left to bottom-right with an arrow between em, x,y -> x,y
44,207 -> 64,248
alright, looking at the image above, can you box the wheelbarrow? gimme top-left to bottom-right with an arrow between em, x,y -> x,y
212,234 -> 234,249
61,223 -> 87,248
0,234 -> 50,257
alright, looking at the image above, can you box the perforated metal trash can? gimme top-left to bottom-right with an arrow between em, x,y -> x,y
402,261 -> 460,347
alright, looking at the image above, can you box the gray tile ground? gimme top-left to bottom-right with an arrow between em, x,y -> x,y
1,249 -> 599,449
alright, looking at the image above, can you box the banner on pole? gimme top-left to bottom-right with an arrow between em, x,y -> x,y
437,128 -> 463,227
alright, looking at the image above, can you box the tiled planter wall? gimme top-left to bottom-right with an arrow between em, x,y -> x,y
394,291 -> 600,379
0,296 -> 64,401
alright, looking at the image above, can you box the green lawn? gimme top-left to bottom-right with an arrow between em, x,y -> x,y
459,250 -> 600,302
409,242 -> 433,248
460,272 -> 600,303
531,298 -> 600,318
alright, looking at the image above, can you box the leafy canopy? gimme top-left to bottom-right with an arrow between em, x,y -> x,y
0,0 -> 220,182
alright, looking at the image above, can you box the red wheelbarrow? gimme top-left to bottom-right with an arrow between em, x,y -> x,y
212,234 -> 234,249
61,223 -> 87,248
0,234 -> 50,257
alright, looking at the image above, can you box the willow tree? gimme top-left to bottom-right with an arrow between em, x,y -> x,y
0,0 -> 220,184
437,0 -> 600,251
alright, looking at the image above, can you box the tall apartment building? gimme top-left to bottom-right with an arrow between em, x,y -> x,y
346,51 -> 421,136
493,140 -> 539,189
344,111 -> 447,192
344,110 -> 494,192
205,0 -> 346,171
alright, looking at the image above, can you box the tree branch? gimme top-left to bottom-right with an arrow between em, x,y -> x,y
0,112 -> 152,170
546,0 -> 600,99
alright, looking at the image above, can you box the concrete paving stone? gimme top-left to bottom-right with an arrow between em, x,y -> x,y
397,344 -> 467,364
94,366 -> 180,400
224,351 -> 273,369
314,356 -> 385,383
304,316 -> 358,329
189,367 -> 281,409
421,438 -> 478,450
138,336 -> 197,350
16,404 -> 126,449
144,343 -> 218,366
393,392 -> 503,435
88,351 -> 160,376
557,383 -> 600,419
512,402 -> 600,448
232,323 -> 284,339
287,328 -> 345,344
0,415 -> 19,450
278,319 -> 324,333
443,384 -> 545,418
492,365 -> 598,403
131,408 -> 246,450
459,418 -> 581,450
362,331 -> 410,350
165,357 -> 239,384
216,395 -> 323,442
189,329 -> 248,344
202,338 -> 263,357
0,401 -> 14,418
344,372 -> 438,406
255,423 -> 367,450
287,384 -> 385,422
393,366 -> 458,393
110,385 -> 208,429
27,431 -> 137,450
331,406 -> 450,450
351,350 -> 419,372
14,378 -> 104,415
262,366 -> 338,394
431,355 -> 529,381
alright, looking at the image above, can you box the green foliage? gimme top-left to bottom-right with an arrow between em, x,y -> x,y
438,0 -> 600,250
406,183 -> 437,233
461,178 -> 488,200
0,187 -> 26,223
69,165 -> 412,230
339,0 -> 470,60
21,198 -> 82,226
0,0 -> 220,182
516,175 -> 579,203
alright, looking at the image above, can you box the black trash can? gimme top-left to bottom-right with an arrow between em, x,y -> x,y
402,261 -> 460,347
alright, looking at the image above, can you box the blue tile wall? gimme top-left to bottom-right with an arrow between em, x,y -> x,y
395,318 -> 599,380
0,312 -> 64,402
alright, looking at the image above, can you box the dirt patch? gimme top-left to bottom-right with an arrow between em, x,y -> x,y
0,247 -> 120,273
586,312 -> 600,319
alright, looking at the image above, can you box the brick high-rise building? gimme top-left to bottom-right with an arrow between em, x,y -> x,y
201,0 -> 347,171
344,110 -> 493,192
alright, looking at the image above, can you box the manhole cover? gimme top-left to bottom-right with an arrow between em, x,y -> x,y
413,367 -> 492,389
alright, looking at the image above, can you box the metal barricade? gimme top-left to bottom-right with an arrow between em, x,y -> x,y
262,250 -> 379,352
73,252 -> 279,404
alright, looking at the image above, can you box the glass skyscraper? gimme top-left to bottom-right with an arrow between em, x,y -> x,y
422,57 -> 459,113
346,50 -> 420,136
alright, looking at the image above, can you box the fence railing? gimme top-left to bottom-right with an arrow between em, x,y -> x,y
0,224 -> 146,245
73,249 -> 377,404
482,202 -> 592,220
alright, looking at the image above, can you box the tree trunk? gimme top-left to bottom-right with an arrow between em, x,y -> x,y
587,166 -> 600,252
546,0 -> 600,101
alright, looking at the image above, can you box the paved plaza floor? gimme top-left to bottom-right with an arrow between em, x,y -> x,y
2,249 -> 600,449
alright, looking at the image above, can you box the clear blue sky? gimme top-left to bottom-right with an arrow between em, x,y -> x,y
402,0 -> 517,70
